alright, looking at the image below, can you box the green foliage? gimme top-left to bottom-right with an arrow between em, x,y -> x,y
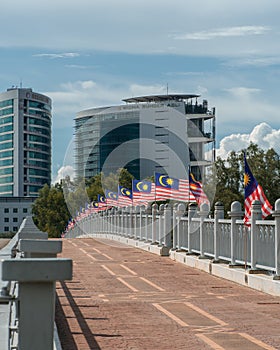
0,232 -> 16,238
32,184 -> 71,238
86,168 -> 134,201
213,143 -> 280,214
61,168 -> 135,216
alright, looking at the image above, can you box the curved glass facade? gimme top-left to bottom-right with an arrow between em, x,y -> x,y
75,95 -> 215,182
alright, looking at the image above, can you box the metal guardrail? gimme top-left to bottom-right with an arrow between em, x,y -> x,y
0,216 -> 72,350
65,199 -> 280,279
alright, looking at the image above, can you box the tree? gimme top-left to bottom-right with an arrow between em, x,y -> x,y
86,168 -> 134,201
212,143 -> 280,214
32,184 -> 71,238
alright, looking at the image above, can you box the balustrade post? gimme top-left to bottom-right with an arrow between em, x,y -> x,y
125,207 -> 129,237
176,203 -> 186,251
118,208 -> 122,235
152,203 -> 158,244
18,239 -> 62,258
228,201 -> 243,265
101,211 -> 105,234
158,204 -> 165,246
108,209 -> 111,234
145,205 -> 152,242
163,204 -> 172,248
1,259 -> 72,350
198,202 -> 210,259
213,202 -> 224,262
187,203 -> 197,254
113,208 -> 117,234
172,204 -> 178,250
118,208 -> 121,235
250,200 -> 262,271
139,205 -> 145,240
104,210 -> 108,234
112,208 -> 116,234
129,206 -> 134,238
134,206 -> 140,239
272,199 -> 280,279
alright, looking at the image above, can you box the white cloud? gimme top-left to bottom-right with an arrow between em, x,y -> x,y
33,53 -> 80,59
0,1 -> 279,57
216,122 -> 280,159
46,81 -> 171,129
52,165 -> 75,184
225,56 -> 280,67
129,84 -> 167,97
207,85 -> 280,138
173,26 -> 270,40
224,87 -> 261,98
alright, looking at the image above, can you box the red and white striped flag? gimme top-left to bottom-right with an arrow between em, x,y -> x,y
244,154 -> 272,226
132,179 -> 155,206
189,173 -> 210,207
118,185 -> 133,207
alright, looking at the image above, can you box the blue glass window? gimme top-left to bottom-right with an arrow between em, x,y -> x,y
0,176 -> 13,183
0,107 -> 13,116
0,124 -> 13,133
0,167 -> 13,175
0,159 -> 12,166
0,150 -> 13,158
0,141 -> 13,150
0,134 -> 13,142
0,116 -> 13,125
0,99 -> 13,108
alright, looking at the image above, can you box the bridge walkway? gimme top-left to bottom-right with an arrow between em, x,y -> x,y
55,237 -> 280,350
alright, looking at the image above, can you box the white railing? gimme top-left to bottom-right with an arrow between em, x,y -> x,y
65,199 -> 280,279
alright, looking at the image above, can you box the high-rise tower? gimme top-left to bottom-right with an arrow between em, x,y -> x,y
0,87 -> 52,197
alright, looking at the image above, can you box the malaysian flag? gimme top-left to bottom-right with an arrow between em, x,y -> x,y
85,202 -> 92,216
118,185 -> 133,207
92,201 -> 99,213
170,178 -> 192,202
105,189 -> 118,206
189,173 -> 210,207
132,179 -> 155,206
98,194 -> 107,211
80,206 -> 87,219
155,173 -> 178,201
244,154 -> 272,226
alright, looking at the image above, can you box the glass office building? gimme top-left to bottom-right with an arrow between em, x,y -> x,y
0,87 -> 52,197
74,94 -> 215,181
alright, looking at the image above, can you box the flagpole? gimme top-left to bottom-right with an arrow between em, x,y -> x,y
154,171 -> 157,203
188,166 -> 190,205
132,178 -> 134,207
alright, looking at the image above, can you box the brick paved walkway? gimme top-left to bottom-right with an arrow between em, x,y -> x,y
0,239 -> 10,249
56,238 -> 280,350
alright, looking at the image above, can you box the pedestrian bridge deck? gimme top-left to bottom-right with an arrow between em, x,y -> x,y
56,237 -> 280,350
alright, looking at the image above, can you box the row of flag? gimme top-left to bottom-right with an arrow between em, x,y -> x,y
65,155 -> 273,233
99,172 -> 208,209
68,172 -> 209,226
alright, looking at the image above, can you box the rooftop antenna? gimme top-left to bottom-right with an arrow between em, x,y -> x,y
166,83 -> 169,95
20,79 -> 23,88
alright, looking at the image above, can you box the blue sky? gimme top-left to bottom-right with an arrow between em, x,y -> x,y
0,0 -> 279,181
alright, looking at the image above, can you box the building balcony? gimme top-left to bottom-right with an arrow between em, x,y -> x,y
190,159 -> 213,167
